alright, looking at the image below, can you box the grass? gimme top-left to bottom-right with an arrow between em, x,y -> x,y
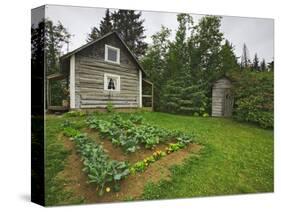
45,111 -> 273,204
45,115 -> 85,206
139,112 -> 274,199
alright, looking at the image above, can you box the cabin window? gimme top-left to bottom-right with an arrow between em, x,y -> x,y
105,44 -> 120,64
104,73 -> 120,91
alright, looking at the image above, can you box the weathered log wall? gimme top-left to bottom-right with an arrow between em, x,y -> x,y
74,34 -> 140,108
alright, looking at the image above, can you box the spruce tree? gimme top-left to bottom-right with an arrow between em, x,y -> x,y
42,19 -> 71,74
111,10 -> 147,57
220,40 -> 239,74
161,14 -> 209,115
87,9 -> 113,42
100,9 -> 113,35
241,43 -> 251,69
189,16 -> 224,82
87,9 -> 147,57
140,26 -> 171,110
260,59 -> 267,71
32,19 -> 71,106
253,53 -> 260,71
162,14 -> 190,113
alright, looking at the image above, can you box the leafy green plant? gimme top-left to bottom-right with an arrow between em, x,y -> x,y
63,127 -> 129,196
87,115 -> 193,153
63,110 -> 86,117
152,150 -> 166,160
62,127 -> 80,138
176,133 -> 192,146
61,120 -> 72,128
106,101 -> 114,113
202,112 -> 209,117
129,114 -> 143,124
131,161 -> 146,173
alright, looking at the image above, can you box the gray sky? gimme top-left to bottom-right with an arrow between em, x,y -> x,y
40,5 -> 274,62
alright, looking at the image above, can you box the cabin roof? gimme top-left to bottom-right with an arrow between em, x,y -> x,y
60,31 -> 146,76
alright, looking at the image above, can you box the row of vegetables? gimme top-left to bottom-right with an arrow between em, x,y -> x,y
62,124 -> 130,196
61,114 -> 193,196
86,114 -> 192,153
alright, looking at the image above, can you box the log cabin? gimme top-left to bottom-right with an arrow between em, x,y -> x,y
47,31 -> 153,111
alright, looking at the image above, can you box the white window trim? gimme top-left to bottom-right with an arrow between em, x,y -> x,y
104,73 -> 121,92
105,44 -> 120,64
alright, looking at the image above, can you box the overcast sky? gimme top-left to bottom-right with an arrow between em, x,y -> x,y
34,5 -> 274,62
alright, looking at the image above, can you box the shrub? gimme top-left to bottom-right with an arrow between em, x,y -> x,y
63,110 -> 86,117
231,71 -> 273,128
106,101 -> 114,113
202,113 -> 209,117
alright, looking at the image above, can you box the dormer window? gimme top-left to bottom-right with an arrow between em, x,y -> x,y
105,44 -> 120,64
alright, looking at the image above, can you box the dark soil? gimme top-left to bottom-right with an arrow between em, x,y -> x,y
57,130 -> 202,204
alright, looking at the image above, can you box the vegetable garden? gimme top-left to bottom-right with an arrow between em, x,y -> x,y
61,113 -> 194,197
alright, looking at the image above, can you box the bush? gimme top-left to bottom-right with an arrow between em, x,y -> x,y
231,71 -> 273,128
106,101 -> 114,113
63,110 -> 86,117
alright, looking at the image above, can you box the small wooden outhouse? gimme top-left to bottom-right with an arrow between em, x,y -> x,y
212,77 -> 234,117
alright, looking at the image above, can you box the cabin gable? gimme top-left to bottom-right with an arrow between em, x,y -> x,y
72,33 -> 141,109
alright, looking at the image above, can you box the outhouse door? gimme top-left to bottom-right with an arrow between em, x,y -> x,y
223,89 -> 233,117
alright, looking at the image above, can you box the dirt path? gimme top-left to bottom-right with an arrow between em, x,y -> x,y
57,131 -> 202,204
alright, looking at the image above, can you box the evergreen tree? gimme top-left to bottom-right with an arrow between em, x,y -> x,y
87,27 -> 100,42
87,9 -> 113,42
111,10 -> 147,57
161,14 -> 209,115
260,58 -> 267,71
32,19 -> 71,74
220,40 -> 239,74
165,14 -> 191,80
32,19 -> 71,106
241,43 -> 251,69
252,53 -> 260,71
31,21 -> 45,76
100,9 -> 113,35
141,26 -> 171,111
189,16 -> 224,83
87,9 -> 147,57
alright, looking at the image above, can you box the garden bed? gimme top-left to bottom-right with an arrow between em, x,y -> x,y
58,113 -> 201,202
59,132 -> 201,203
84,128 -> 171,163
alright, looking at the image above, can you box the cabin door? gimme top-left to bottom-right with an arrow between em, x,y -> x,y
223,89 -> 233,117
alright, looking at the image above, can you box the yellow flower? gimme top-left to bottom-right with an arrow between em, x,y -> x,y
106,187 -> 111,192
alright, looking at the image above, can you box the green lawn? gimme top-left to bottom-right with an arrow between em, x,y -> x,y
139,112 -> 273,199
45,111 -> 273,204
45,115 -> 85,205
